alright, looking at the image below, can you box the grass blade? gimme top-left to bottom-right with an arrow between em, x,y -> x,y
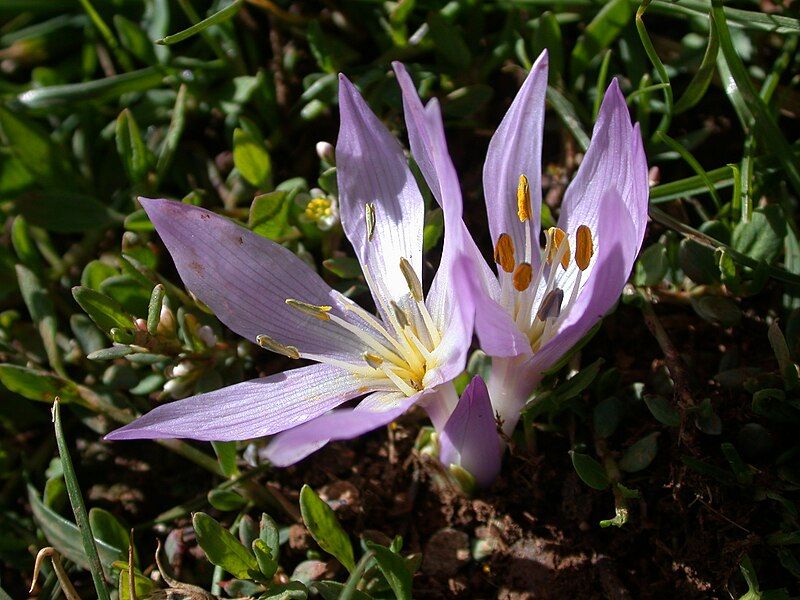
52,401 -> 112,600
157,0 -> 243,45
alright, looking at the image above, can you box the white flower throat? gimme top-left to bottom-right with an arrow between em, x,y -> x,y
494,174 -> 595,352
257,203 -> 441,397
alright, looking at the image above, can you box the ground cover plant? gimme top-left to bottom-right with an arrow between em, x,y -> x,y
1,0 -> 800,597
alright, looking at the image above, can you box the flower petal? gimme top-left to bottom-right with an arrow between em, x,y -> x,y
140,198 -> 366,360
336,75 -> 425,309
392,62 -> 462,220
264,390 -> 422,466
440,376 -> 502,488
482,51 -> 549,260
557,79 -> 649,245
530,188 -> 641,374
105,364 -> 366,441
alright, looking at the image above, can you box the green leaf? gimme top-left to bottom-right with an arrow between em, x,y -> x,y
570,0 -> 634,82
634,243 -> 669,287
553,358 -> 604,402
428,12 -> 471,70
156,84 -> 188,182
207,489 -> 246,511
28,485 -> 125,573
53,402 -> 112,599
323,257 -> 362,279
16,264 -> 63,376
72,286 -> 132,333
115,109 -> 151,184
422,208 -> 444,252
732,205 -> 787,264
593,396 -> 623,438
532,12 -> 564,77
0,105 -> 74,187
211,440 -> 239,477
299,484 -> 355,571
306,20 -> 359,72
643,394 -> 680,427
11,216 -> 43,274
569,451 -> 610,490
113,15 -> 157,64
313,581 -> 371,600
691,296 -> 742,327
619,432 -> 659,473
366,542 -> 412,600
249,191 -> 291,240
679,238 -> 719,285
252,538 -> 278,580
89,508 -> 136,566
156,0 -> 243,45
234,128 -> 272,188
674,16 -> 719,114
259,513 -> 281,563
0,364 -> 81,404
192,512 -> 259,580
768,322 -> 799,391
15,191 -> 118,233
116,563 -> 157,600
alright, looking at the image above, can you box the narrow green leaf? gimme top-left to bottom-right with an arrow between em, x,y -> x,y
72,286 -> 132,333
570,0 -> 634,82
674,15 -> 719,114
53,401 -> 112,599
259,513 -> 281,563
192,512 -> 259,580
16,264 -> 64,376
157,0 -> 243,45
10,216 -> 43,274
115,109 -> 151,183
156,84 -> 187,182
299,484 -> 355,571
146,284 -> 165,336
252,538 -> 278,580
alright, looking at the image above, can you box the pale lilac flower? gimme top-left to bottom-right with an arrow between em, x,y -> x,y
106,75 -> 474,467
439,376 -> 502,488
393,51 -> 649,441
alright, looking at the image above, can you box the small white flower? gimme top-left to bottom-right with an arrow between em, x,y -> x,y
295,188 -> 340,231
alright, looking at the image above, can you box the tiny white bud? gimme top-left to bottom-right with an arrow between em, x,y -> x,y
197,325 -> 218,347
316,141 -> 335,165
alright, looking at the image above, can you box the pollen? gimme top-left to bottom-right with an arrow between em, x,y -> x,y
304,197 -> 332,222
576,225 -> 593,271
399,257 -> 423,301
494,233 -> 515,273
365,202 -> 376,241
512,262 -> 533,291
547,227 -> 570,269
285,299 -> 333,321
536,288 -> 563,321
516,174 -> 532,222
256,334 -> 300,359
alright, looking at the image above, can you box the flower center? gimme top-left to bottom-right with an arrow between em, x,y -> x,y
305,197 -> 333,221
256,204 -> 441,398
494,174 -> 594,352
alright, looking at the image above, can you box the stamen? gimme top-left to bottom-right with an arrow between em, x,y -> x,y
285,299 -> 332,321
363,352 -> 384,369
391,301 -> 410,328
381,365 -> 418,397
547,228 -> 570,269
494,233 -> 515,273
301,352 -> 376,377
517,174 -> 532,222
365,202 -> 376,241
536,288 -> 563,321
399,257 -> 423,302
576,225 -> 593,271
256,334 -> 300,359
513,262 -> 533,291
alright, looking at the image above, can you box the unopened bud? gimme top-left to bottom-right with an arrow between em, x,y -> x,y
171,361 -> 193,378
316,141 -> 335,165
197,325 -> 218,348
157,306 -> 177,336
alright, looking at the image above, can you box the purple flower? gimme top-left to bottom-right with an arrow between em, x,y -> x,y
105,75 -> 475,467
393,51 -> 649,439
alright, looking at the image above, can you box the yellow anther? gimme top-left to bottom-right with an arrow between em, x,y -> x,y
536,288 -> 563,321
512,262 -> 533,291
575,225 -> 593,271
305,197 -> 332,221
365,202 -> 376,241
390,301 -> 410,328
517,174 -> 532,222
547,227 -> 570,269
363,352 -> 384,369
285,299 -> 332,321
256,334 -> 300,359
399,257 -> 423,302
493,233 -> 515,273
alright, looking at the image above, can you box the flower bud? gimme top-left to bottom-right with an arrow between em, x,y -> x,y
316,141 -> 335,166
157,306 -> 177,336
